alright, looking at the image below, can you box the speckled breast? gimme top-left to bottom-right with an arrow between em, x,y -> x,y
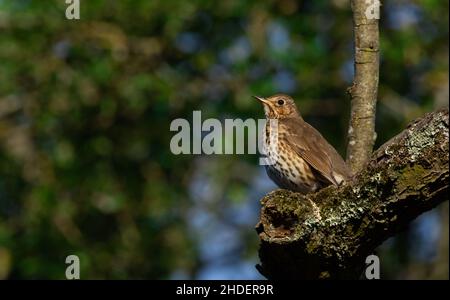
264,121 -> 322,194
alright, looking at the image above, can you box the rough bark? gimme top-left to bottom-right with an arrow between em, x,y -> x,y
256,108 -> 449,279
346,0 -> 380,173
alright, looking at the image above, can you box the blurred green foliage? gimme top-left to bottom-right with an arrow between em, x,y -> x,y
0,0 -> 448,279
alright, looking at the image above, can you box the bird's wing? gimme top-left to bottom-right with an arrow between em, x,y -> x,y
280,118 -> 350,186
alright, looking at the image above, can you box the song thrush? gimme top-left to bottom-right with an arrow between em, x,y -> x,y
255,94 -> 351,194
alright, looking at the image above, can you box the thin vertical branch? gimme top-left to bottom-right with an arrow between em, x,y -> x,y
346,0 -> 380,173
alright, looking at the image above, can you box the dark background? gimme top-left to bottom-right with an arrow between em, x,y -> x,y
0,0 -> 448,279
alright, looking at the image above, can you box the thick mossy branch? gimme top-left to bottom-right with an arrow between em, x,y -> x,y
256,108 -> 449,279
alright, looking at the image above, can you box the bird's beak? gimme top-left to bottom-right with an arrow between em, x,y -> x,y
254,95 -> 275,116
253,96 -> 270,105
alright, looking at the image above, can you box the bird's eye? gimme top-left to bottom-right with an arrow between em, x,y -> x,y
277,99 -> 285,105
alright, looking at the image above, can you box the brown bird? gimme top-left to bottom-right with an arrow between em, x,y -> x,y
255,94 -> 351,194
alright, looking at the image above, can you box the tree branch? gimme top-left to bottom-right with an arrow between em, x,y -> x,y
256,108 -> 449,279
346,0 -> 380,173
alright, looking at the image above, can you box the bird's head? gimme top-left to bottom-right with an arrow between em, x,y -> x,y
254,94 -> 300,119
